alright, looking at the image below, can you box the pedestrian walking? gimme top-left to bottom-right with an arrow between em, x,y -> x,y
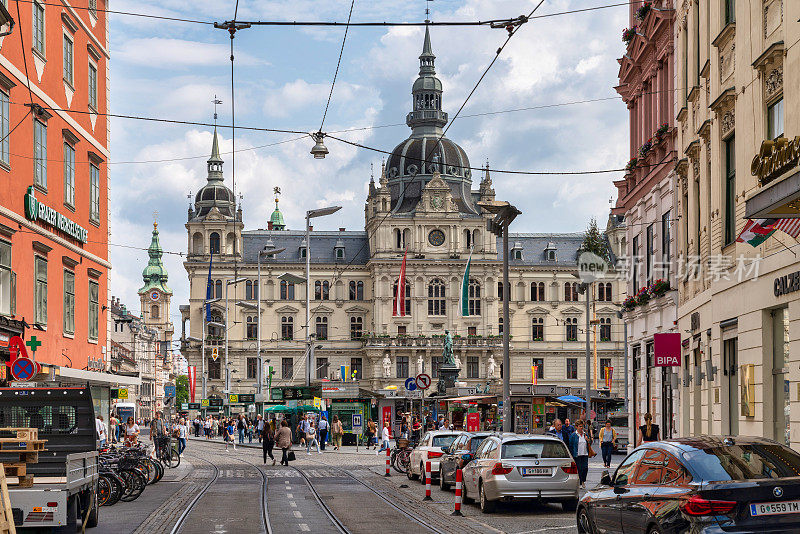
276,420 -> 293,465
177,418 -> 188,456
378,421 -> 391,454
248,419 -> 254,444
297,418 -> 307,448
256,415 -> 265,444
637,412 -> 660,446
546,419 -> 567,443
150,411 -> 166,456
204,417 -> 212,439
400,418 -> 409,440
305,421 -> 321,454
318,416 -> 329,451
225,419 -> 237,451
124,416 -> 140,447
599,420 -> 617,469
331,415 -> 343,450
262,419 -> 276,465
237,415 -> 246,444
562,418 -> 575,442
109,414 -> 118,444
568,420 -> 593,488
95,415 -> 108,448
411,416 -> 421,446
365,419 -> 376,449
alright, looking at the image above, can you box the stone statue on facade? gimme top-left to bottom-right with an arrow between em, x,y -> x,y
382,354 -> 392,378
417,353 -> 424,374
442,330 -> 455,367
487,355 -> 497,379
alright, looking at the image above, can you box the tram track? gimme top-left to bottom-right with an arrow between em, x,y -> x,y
168,452 -> 219,534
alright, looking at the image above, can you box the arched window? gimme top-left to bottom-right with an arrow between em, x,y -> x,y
498,281 -> 504,302
392,278 -> 412,316
428,278 -> 445,316
246,316 -> 257,340
350,316 -> 363,340
600,317 -> 611,341
598,282 -> 605,301
564,282 -> 578,302
464,229 -> 472,249
468,279 -> 481,316
531,282 -> 545,301
604,283 -> 612,302
395,229 -> 403,249
207,312 -> 223,338
214,280 -> 222,299
349,281 -> 364,301
209,232 -> 220,255
565,317 -> 578,341
150,305 -> 159,319
315,316 -> 328,340
281,316 -> 293,340
192,232 -> 203,254
280,280 -> 294,300
472,229 -> 480,248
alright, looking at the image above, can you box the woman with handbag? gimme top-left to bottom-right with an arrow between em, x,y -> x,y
262,419 -> 276,465
306,421 -> 321,454
568,420 -> 594,489
276,419 -> 293,466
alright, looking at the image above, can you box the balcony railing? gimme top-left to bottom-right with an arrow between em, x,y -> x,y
361,336 -> 502,348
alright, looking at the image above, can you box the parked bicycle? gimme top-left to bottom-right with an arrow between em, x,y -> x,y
97,443 -> 163,506
391,438 -> 412,474
155,434 -> 181,468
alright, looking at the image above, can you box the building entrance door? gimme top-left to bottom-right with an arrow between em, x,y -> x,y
723,338 -> 738,436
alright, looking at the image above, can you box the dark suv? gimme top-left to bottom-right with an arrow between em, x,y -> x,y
438,431 -> 492,490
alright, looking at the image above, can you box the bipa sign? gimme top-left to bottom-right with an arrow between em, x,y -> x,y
578,252 -> 608,283
654,333 -> 681,367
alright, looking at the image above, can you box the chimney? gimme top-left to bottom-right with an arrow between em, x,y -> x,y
339,227 -> 345,232
268,221 -> 273,231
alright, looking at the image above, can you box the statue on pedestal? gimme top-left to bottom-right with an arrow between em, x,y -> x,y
382,354 -> 391,378
443,330 -> 455,366
487,355 -> 497,379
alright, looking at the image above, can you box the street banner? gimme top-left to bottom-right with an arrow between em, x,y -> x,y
654,333 -> 681,366
605,366 -> 613,389
531,365 -> 538,385
188,366 -> 196,402
340,365 -> 349,382
392,248 -> 408,316
460,248 -> 473,316
466,412 -> 480,432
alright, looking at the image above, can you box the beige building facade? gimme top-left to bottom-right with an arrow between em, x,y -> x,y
674,0 -> 800,446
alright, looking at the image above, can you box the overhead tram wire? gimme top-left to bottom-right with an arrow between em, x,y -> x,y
328,0 -> 546,287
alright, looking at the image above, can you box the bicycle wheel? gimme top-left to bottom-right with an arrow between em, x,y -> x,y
106,473 -> 124,506
152,459 -> 165,483
118,469 -> 146,502
97,475 -> 111,507
398,450 -> 411,473
167,447 -> 180,468
139,460 -> 156,485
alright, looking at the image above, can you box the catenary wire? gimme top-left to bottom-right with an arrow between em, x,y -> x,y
319,0 -> 356,132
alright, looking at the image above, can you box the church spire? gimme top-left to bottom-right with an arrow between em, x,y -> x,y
207,127 -> 224,182
269,186 -> 286,230
407,25 -> 447,134
138,219 -> 172,295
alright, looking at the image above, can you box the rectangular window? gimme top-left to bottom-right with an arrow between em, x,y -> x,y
724,0 -> 735,24
63,143 -> 75,207
396,356 -> 409,378
88,280 -> 98,341
724,136 -> 736,245
281,357 -> 293,379
34,255 -> 47,325
63,270 -> 74,335
88,63 -> 98,110
497,281 -> 503,302
397,325 -> 406,336
767,97 -> 784,140
88,0 -> 97,17
432,356 -> 443,378
532,358 -> 544,379
350,357 -> 362,380
600,319 -> 611,341
646,224 -> 654,285
33,1 -> 45,55
661,211 -> 671,280
246,357 -> 258,379
467,326 -> 477,336
532,318 -> 543,341
0,91 -> 8,165
316,357 -> 328,380
566,318 -> 578,342
566,358 -> 578,380
90,164 -> 100,222
498,317 -> 503,335
0,241 -> 10,316
63,34 -> 73,85
467,356 -> 479,379
632,235 -> 640,292
208,358 -> 220,379
600,358 -> 612,383
34,120 -> 47,189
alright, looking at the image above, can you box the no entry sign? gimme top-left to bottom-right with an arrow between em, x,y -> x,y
415,373 -> 431,390
654,333 -> 681,367
12,358 -> 39,381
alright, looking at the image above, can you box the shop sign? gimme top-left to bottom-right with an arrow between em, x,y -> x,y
514,384 -> 571,397
24,186 -> 88,243
187,402 -> 201,409
578,251 -> 608,283
321,383 -> 358,398
774,270 -> 800,297
654,333 -> 681,366
466,412 -> 480,432
118,388 -> 128,400
751,136 -> 800,186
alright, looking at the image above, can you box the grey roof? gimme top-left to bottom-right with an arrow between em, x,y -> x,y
497,232 -> 587,266
243,230 -> 370,265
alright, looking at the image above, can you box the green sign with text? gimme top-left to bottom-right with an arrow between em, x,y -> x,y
24,186 -> 88,243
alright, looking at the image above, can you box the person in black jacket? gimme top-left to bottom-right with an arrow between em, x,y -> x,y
262,419 -> 276,465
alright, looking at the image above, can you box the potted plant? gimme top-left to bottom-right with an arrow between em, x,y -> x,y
622,26 -> 637,44
635,286 -> 651,306
638,138 -> 653,158
635,1 -> 652,21
656,122 -> 669,137
649,279 -> 670,297
622,295 -> 637,311
625,158 -> 638,172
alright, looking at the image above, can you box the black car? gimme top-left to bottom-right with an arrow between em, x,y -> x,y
577,435 -> 800,533
438,431 -> 492,491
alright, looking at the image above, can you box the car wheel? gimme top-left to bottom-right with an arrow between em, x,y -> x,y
439,468 -> 451,491
577,507 -> 595,534
419,463 -> 426,484
479,481 -> 496,513
462,482 -> 474,504
562,498 -> 578,512
647,525 -> 665,534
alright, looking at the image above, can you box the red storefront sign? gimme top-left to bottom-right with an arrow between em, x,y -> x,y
654,333 -> 682,366
466,412 -> 480,432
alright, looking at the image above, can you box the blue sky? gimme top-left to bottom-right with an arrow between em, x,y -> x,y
107,0 -> 629,330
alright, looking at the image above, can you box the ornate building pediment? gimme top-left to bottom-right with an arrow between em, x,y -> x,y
560,306 -> 583,316
345,305 -> 370,314
275,305 -> 299,314
526,306 -> 550,315
420,172 -> 455,214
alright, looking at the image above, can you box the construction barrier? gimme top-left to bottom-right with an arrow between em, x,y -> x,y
452,468 -> 463,516
385,447 -> 390,476
423,460 -> 432,501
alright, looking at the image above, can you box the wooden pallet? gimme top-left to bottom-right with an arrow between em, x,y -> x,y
0,465 -> 25,478
0,440 -> 46,452
4,475 -> 33,488
0,467 -> 16,534
0,429 -> 37,441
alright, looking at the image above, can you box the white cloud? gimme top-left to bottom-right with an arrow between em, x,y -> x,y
115,38 -> 267,69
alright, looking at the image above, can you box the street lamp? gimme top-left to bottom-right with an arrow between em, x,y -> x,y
310,132 -> 329,159
256,247 -> 285,403
304,206 -> 341,386
225,278 -> 247,399
477,200 -> 521,433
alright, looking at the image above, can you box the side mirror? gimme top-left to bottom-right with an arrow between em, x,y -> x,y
461,453 -> 473,463
600,471 -> 612,486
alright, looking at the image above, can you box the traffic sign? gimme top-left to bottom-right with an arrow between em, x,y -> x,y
352,413 -> 363,435
404,377 -> 417,391
164,384 -> 176,398
118,388 -> 129,400
228,394 -> 239,403
201,399 -> 210,407
11,358 -> 38,381
181,403 -> 189,410
415,373 -> 431,390
211,347 -> 219,361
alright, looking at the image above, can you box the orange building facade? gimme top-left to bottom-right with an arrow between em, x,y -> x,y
0,0 -> 109,373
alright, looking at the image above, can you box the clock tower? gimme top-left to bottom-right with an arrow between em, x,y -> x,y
139,220 -> 174,343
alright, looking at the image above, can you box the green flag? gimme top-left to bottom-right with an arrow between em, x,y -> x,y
460,249 -> 473,316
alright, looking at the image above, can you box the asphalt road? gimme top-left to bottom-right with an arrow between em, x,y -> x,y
94,437 -> 624,534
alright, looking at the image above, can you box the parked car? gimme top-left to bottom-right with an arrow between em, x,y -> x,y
461,433 -> 579,513
577,435 -> 800,534
407,430 -> 459,482
438,431 -> 493,490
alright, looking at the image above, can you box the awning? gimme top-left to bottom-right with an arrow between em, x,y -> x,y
447,395 -> 497,403
58,367 -> 142,387
556,395 -> 585,404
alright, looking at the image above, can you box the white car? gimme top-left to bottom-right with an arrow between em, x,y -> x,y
407,430 -> 459,482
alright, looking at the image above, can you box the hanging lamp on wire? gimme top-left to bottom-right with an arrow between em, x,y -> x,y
310,131 -> 329,159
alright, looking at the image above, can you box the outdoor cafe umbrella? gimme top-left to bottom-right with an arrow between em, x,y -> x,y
555,395 -> 586,404
264,405 -> 290,412
295,405 -> 321,412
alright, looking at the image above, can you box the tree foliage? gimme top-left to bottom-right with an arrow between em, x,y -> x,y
176,374 -> 189,406
581,218 -> 609,261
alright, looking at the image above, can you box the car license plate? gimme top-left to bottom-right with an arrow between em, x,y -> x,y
521,467 -> 551,476
750,500 -> 800,516
32,506 -> 55,513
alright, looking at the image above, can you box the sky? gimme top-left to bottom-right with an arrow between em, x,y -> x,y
107,0 -> 629,336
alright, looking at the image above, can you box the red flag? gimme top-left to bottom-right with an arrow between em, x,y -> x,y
393,248 -> 408,317
187,366 -> 196,402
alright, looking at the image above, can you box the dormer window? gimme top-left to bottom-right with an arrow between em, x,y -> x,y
299,239 -> 307,259
336,248 -> 345,260
334,238 -> 345,261
511,242 -> 523,261
545,242 -> 556,261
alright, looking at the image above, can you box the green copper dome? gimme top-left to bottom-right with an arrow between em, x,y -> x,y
269,196 -> 285,230
138,221 -> 172,294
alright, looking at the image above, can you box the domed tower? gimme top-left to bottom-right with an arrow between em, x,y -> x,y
193,127 -> 236,219
268,186 -> 286,230
139,220 -> 174,342
385,25 -> 476,215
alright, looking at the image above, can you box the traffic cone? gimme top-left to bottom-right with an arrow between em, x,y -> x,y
452,468 -> 463,516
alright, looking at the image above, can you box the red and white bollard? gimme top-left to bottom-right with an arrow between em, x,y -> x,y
423,460 -> 432,500
452,468 -> 463,516
385,447 -> 391,477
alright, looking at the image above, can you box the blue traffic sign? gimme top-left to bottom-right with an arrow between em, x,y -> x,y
164,384 -> 176,398
11,358 -> 37,381
404,377 -> 417,391
352,413 -> 362,430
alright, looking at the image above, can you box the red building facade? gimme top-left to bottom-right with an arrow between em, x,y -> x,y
0,1 -> 108,372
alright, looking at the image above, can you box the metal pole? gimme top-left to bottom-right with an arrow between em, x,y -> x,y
585,283 -> 591,418
502,225 -> 511,433
225,284 -> 230,397
623,319 -> 629,412
202,309 -> 207,413
306,214 -> 312,387
257,252 -> 262,397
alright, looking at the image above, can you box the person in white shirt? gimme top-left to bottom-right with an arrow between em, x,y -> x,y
177,418 -> 188,456
377,421 -> 391,454
124,416 -> 140,447
569,420 -> 590,488
95,415 -> 108,448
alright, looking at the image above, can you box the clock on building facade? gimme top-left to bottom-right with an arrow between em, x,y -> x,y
150,290 -> 160,302
428,229 -> 445,247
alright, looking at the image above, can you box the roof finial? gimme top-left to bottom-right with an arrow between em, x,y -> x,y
425,0 -> 432,23
213,95 -> 222,124
153,210 -> 158,230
